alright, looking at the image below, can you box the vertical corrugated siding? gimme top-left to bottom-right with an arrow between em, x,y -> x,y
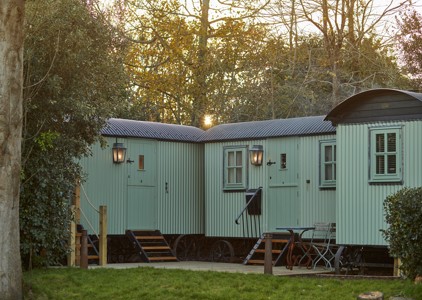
299,135 -> 336,228
205,140 -> 267,237
337,120 -> 422,246
79,137 -> 128,234
157,142 -> 204,234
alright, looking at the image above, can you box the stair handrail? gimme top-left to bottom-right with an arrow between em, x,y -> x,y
80,183 -> 100,239
234,187 -> 262,225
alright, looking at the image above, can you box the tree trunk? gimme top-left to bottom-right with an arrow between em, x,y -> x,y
191,0 -> 209,128
0,1 -> 24,299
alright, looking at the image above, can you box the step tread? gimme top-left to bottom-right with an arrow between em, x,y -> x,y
254,249 -> 282,254
148,256 -> 178,261
136,236 -> 165,240
143,246 -> 171,250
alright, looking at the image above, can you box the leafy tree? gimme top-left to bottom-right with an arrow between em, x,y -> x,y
20,0 -> 129,269
113,0 -> 269,127
0,1 -> 24,299
396,9 -> 422,89
382,187 -> 422,280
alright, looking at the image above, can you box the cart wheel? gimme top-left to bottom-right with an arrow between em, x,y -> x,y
173,234 -> 196,261
210,240 -> 235,263
335,246 -> 364,275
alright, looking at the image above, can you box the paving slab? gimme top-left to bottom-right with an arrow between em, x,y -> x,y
91,261 -> 331,276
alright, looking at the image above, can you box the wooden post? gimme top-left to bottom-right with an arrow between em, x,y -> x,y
67,205 -> 76,266
264,232 -> 273,275
99,205 -> 107,266
393,258 -> 401,277
80,229 -> 88,269
74,180 -> 81,224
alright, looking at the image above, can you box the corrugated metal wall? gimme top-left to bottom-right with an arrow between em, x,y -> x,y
205,135 -> 337,237
336,121 -> 422,246
79,137 -> 128,234
205,140 -> 267,237
79,137 -> 205,235
299,135 -> 337,227
157,142 -> 204,234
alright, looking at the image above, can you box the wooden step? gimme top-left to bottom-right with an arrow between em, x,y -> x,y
255,249 -> 282,254
88,255 -> 99,260
143,246 -> 171,250
148,256 -> 178,261
136,236 -> 164,240
262,239 -> 289,243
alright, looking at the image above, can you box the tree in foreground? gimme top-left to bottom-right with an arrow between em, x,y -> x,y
20,0 -> 129,269
383,187 -> 422,280
0,1 -> 24,299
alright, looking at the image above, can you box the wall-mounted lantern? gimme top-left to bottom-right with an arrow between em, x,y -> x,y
112,142 -> 126,164
249,145 -> 264,166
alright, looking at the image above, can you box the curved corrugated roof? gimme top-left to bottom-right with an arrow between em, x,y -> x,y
325,88 -> 422,124
199,115 -> 336,142
101,118 -> 205,142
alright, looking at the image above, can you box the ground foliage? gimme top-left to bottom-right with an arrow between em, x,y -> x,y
23,267 -> 422,300
20,0 -> 130,269
382,187 -> 422,280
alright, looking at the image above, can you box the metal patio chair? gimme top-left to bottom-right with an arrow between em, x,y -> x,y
298,222 -> 336,270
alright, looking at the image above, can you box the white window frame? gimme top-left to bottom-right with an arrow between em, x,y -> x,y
223,146 -> 247,190
369,126 -> 403,183
320,139 -> 336,188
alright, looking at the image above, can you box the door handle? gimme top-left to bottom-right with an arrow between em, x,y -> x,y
165,182 -> 169,193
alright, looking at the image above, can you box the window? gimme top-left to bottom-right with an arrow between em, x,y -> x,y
224,147 -> 247,190
138,155 -> 144,170
369,127 -> 402,183
320,140 -> 336,188
280,153 -> 287,169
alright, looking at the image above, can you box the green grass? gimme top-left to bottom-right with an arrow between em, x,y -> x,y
23,267 -> 422,300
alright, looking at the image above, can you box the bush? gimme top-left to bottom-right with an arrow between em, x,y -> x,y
382,187 -> 422,280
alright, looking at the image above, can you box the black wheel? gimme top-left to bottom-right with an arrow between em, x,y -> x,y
173,234 -> 197,261
335,246 -> 364,275
210,240 -> 235,263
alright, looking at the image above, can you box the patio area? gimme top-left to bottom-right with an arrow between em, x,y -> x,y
90,261 -> 331,276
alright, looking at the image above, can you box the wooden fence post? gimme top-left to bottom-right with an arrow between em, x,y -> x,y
67,205 -> 76,266
99,205 -> 107,266
393,258 -> 402,277
80,229 -> 88,269
264,232 -> 273,275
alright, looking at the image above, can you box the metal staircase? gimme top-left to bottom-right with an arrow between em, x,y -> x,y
243,233 -> 291,266
125,230 -> 178,262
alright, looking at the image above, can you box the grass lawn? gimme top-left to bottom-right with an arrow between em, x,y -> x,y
23,267 -> 422,300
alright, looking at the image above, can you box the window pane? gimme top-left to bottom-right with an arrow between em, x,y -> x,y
387,133 -> 396,152
139,155 -> 144,170
334,145 -> 336,161
325,164 -> 333,180
228,152 -> 234,166
228,168 -> 235,183
387,155 -> 396,174
236,168 -> 242,183
281,153 -> 287,169
376,134 -> 385,152
236,151 -> 242,166
324,146 -> 332,162
376,155 -> 385,174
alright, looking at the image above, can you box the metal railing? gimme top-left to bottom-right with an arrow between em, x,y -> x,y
235,187 -> 262,239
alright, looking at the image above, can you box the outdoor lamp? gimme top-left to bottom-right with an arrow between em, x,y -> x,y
112,142 -> 126,164
249,145 -> 264,166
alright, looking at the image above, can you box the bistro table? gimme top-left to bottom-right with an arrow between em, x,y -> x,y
276,226 -> 315,269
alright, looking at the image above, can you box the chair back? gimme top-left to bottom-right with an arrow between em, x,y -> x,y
310,222 -> 335,244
